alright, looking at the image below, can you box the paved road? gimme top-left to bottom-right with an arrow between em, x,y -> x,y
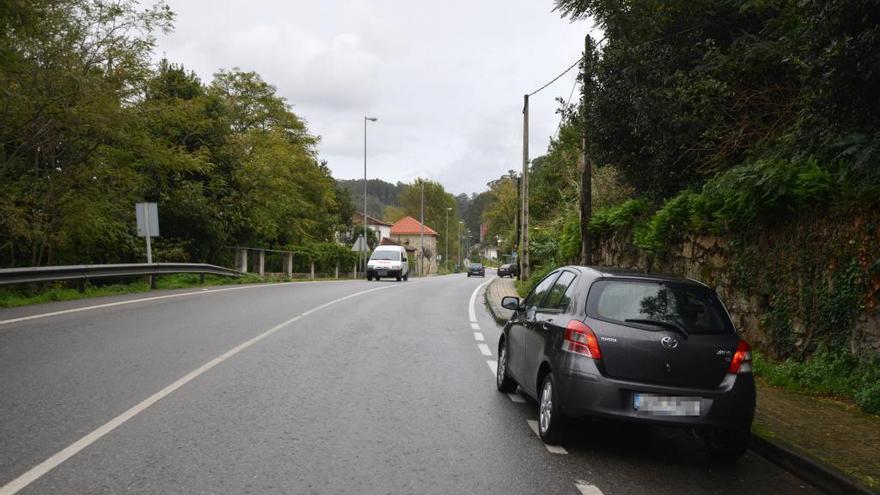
0,274 -> 820,494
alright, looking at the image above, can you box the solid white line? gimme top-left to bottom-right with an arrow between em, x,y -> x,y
574,481 -> 604,495
507,393 -> 526,403
477,343 -> 492,356
487,360 -> 497,375
470,322 -> 480,330
526,420 -> 568,454
467,278 -> 492,323
0,282 -> 309,327
473,332 -> 484,342
0,284 -> 399,495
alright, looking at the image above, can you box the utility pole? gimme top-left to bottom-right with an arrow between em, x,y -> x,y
420,180 -> 425,276
445,207 -> 451,271
579,36 -> 593,266
458,220 -> 463,270
520,94 -> 530,280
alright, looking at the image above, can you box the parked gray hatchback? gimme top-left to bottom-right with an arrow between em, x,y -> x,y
497,266 -> 755,459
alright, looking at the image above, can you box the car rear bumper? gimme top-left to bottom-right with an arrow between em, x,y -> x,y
556,363 -> 755,429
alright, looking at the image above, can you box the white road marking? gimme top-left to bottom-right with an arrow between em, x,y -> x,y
526,420 -> 568,454
474,332 -> 484,342
0,282 -> 304,327
477,343 -> 492,356
507,393 -> 526,403
0,284 -> 400,495
574,481 -> 604,495
470,322 -> 480,330
487,360 -> 497,375
467,278 -> 492,322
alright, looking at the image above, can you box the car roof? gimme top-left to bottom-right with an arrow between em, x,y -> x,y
373,245 -> 402,250
565,265 -> 709,289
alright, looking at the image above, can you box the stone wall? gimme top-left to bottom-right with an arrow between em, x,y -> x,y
592,210 -> 880,359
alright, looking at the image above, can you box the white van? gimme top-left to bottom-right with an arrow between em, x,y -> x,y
366,245 -> 409,282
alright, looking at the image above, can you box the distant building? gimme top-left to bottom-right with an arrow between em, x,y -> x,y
390,216 -> 439,275
352,212 -> 392,241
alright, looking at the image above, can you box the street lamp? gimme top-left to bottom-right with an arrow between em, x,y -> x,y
458,220 -> 463,270
363,116 -> 377,271
445,207 -> 452,271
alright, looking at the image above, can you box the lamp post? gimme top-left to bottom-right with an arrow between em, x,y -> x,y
445,207 -> 452,271
363,116 -> 377,272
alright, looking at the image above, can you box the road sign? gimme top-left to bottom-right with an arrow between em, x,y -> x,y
351,235 -> 369,252
135,202 -> 159,264
135,203 -> 159,237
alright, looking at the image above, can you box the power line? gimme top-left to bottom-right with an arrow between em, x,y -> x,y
527,56 -> 582,97
554,76 -> 580,139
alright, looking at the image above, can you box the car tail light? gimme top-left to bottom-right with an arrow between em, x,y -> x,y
727,339 -> 752,374
562,320 -> 602,359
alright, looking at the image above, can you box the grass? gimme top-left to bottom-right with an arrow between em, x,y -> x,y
0,272 -> 357,309
753,347 -> 880,415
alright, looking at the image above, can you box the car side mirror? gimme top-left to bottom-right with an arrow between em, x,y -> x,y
501,296 -> 521,311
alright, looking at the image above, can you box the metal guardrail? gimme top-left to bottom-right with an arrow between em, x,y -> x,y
0,263 -> 242,288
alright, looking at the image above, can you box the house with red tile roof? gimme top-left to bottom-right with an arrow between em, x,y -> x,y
390,216 -> 438,275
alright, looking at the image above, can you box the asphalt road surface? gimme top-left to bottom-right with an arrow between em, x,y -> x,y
0,273 -> 820,494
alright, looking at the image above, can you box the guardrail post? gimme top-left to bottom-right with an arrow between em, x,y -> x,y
255,249 -> 265,277
236,248 -> 248,273
335,263 -> 339,279
149,274 -> 157,289
199,273 -> 205,284
353,262 -> 357,279
77,279 -> 86,293
310,261 -> 315,280
283,252 -> 293,278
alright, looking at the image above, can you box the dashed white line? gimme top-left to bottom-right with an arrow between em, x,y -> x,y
470,322 -> 480,330
526,420 -> 568,454
574,481 -> 604,495
507,393 -> 526,403
487,360 -> 497,375
0,284 -> 400,495
477,343 -> 492,356
473,332 -> 484,342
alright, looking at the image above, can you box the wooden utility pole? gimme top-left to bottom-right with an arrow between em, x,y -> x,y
579,35 -> 593,266
520,94 -> 530,280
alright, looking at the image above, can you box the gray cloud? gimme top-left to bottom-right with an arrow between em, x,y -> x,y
155,0 -> 594,194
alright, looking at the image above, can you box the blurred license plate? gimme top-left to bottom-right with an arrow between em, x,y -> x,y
633,394 -> 700,416
377,270 -> 387,276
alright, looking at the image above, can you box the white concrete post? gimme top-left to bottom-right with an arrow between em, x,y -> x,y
283,252 -> 293,278
237,248 -> 248,273
310,261 -> 315,280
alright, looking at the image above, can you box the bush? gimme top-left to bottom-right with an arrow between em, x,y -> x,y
589,198 -> 650,234
754,346 -> 880,414
514,264 -> 558,299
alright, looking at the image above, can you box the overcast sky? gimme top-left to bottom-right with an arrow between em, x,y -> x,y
155,1 -> 594,196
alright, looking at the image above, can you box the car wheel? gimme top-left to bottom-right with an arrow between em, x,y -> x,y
366,274 -> 372,281
403,273 -> 408,281
704,427 -> 750,461
496,340 -> 517,393
538,372 -> 567,445
396,274 -> 402,282
467,274 -> 471,277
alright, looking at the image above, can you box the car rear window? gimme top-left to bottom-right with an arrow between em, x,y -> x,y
586,279 -> 734,335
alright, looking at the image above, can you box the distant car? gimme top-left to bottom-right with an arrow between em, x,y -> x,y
467,263 -> 485,277
366,245 -> 408,281
497,263 -> 517,278
496,266 -> 755,460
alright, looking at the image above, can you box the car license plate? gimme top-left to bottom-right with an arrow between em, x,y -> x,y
633,394 -> 700,416
377,270 -> 387,276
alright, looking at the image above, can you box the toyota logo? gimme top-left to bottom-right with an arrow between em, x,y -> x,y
661,336 -> 678,349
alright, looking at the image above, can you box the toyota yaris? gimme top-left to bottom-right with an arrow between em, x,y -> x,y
496,266 -> 755,459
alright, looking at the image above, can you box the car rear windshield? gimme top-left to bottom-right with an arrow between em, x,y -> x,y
370,250 -> 400,261
586,279 -> 735,335
471,264 -> 483,268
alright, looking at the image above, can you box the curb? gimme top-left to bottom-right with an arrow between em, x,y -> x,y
749,433 -> 878,495
483,278 -> 512,326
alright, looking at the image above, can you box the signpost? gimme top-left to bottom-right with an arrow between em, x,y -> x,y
135,202 -> 159,263
351,234 -> 369,276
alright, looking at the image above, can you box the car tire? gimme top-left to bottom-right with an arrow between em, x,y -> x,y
467,274 -> 471,277
538,372 -> 567,445
396,274 -> 402,282
704,427 -> 750,461
403,273 -> 408,281
366,274 -> 372,281
496,340 -> 517,393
